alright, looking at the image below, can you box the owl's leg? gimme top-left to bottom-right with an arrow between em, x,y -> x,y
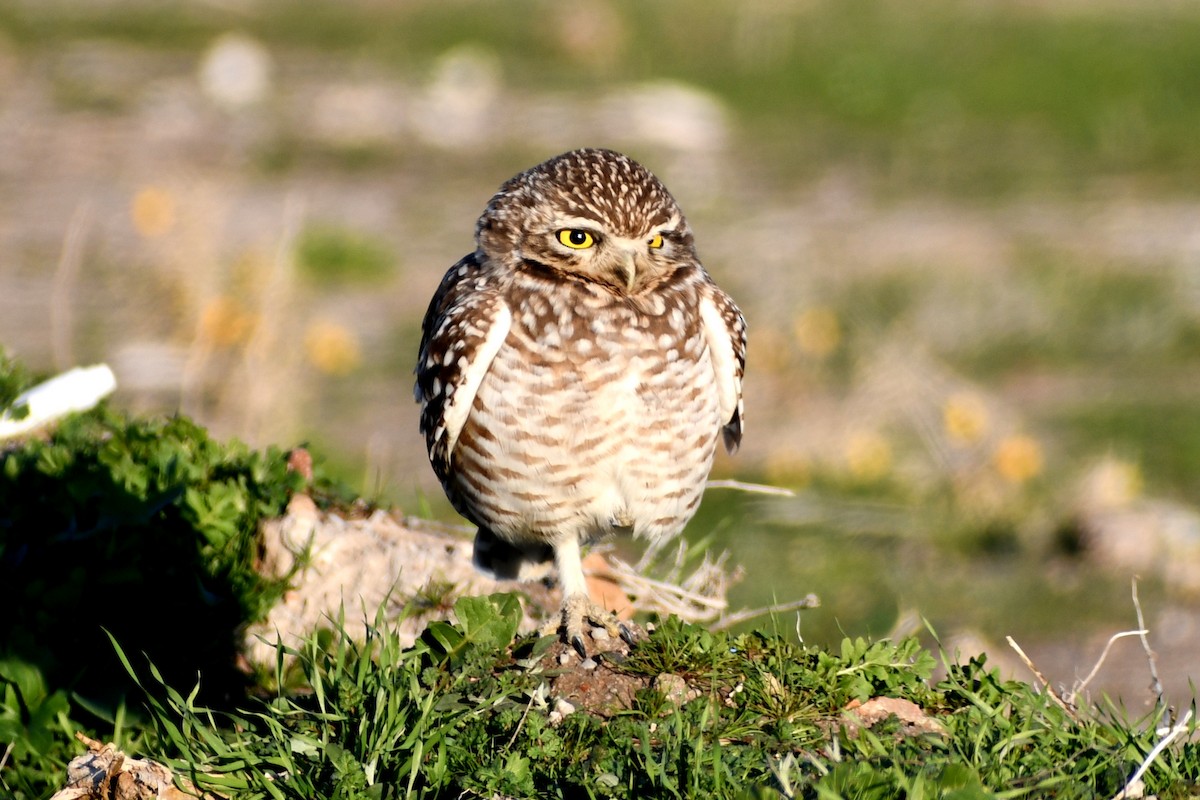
551,535 -> 635,658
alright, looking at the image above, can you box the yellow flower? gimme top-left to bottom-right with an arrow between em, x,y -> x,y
846,431 -> 892,481
199,296 -> 256,347
993,435 -> 1043,484
943,391 -> 989,445
131,186 -> 176,238
793,307 -> 841,359
305,321 -> 361,376
1084,457 -> 1143,509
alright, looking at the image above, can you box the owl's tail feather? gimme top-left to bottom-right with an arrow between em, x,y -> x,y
472,527 -> 555,582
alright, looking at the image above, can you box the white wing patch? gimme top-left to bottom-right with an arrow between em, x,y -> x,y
698,290 -> 745,452
437,303 -> 512,461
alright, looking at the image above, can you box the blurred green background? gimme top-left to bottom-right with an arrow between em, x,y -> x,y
2,0 -> 1200,704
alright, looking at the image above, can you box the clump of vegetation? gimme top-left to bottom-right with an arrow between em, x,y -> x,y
121,596 -> 1199,800
1,408 -> 303,701
0,353 -> 346,799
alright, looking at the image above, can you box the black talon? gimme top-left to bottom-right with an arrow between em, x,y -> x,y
571,635 -> 588,659
619,624 -> 637,648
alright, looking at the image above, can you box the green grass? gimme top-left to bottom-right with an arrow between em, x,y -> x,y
959,262 -> 1200,377
0,351 -> 33,418
2,2 -> 1199,793
114,597 -> 1200,799
297,224 -> 398,285
805,253 -> 1200,382
1052,400 -> 1200,500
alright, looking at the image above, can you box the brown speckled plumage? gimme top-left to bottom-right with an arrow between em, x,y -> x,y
415,148 -> 746,654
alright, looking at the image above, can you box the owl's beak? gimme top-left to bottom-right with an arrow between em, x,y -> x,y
618,251 -> 637,293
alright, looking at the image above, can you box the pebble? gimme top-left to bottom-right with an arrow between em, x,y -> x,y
549,697 -> 576,725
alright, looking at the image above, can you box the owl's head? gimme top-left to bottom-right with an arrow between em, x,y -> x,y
475,148 -> 696,294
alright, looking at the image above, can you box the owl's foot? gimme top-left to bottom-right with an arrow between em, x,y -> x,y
543,593 -> 636,658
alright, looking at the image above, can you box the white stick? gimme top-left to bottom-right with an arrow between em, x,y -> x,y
705,479 -> 796,497
0,365 -> 117,440
1111,709 -> 1193,800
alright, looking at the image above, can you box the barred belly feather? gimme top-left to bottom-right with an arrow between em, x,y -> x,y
450,277 -> 721,549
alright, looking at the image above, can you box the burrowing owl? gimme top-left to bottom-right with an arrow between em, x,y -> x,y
415,148 -> 745,656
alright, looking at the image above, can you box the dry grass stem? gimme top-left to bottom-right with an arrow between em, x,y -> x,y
401,515 -> 476,537
1130,578 -> 1165,709
605,554 -> 731,620
1066,629 -> 1149,706
51,203 -> 92,371
1006,635 -> 1080,722
705,479 -> 796,497
233,192 -> 304,444
709,594 -> 821,632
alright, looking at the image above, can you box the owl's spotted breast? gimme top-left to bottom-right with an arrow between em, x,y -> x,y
446,265 -> 722,546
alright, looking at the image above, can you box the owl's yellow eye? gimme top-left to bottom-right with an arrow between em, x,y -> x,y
647,233 -> 664,249
556,229 -> 595,249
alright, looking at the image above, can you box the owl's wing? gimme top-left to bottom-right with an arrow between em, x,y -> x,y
415,252 -> 513,481
698,285 -> 746,454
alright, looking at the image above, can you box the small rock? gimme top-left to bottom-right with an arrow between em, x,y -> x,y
591,627 -> 611,642
654,673 -> 697,706
581,657 -> 598,671
548,697 -> 576,725
198,32 -> 272,109
842,696 -> 947,738
558,653 -> 572,666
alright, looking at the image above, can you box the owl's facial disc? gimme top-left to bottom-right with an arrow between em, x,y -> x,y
544,214 -> 679,294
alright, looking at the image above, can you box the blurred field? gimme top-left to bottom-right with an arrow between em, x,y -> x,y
3,0 -> 1200,703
